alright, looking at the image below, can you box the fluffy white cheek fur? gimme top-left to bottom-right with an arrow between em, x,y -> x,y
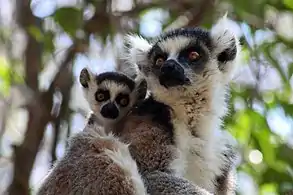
83,82 -> 99,113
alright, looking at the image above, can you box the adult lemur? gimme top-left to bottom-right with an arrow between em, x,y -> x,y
119,16 -> 240,194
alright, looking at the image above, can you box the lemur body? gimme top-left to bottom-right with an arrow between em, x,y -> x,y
119,16 -> 240,194
39,70 -> 211,195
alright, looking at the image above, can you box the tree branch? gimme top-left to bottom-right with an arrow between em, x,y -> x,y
50,75 -> 72,165
8,46 -> 77,195
7,0 -> 109,191
186,0 -> 216,27
165,0 -> 216,30
17,0 -> 42,92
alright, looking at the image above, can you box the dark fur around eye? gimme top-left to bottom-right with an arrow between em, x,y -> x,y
178,45 -> 207,67
149,45 -> 168,68
178,46 -> 200,62
153,54 -> 167,67
95,89 -> 110,102
115,93 -> 130,107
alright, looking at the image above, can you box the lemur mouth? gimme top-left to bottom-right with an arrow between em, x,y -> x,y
159,75 -> 191,88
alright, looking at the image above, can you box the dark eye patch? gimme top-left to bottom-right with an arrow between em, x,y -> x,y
95,89 -> 110,102
178,46 -> 201,61
154,54 -> 167,62
178,44 -> 207,68
115,93 -> 130,107
148,45 -> 168,66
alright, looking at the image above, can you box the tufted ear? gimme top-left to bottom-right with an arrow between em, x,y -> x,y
79,67 -> 94,88
210,15 -> 241,77
121,34 -> 153,71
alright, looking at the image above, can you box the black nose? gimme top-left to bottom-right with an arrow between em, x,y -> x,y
159,59 -> 190,87
161,60 -> 184,77
100,103 -> 119,119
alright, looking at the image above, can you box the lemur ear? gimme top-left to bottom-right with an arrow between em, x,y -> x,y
79,68 -> 92,88
122,34 -> 153,70
135,78 -> 148,101
210,16 -> 240,66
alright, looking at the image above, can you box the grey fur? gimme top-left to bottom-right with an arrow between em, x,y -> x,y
37,124 -> 145,195
143,171 -> 212,195
37,120 -> 211,195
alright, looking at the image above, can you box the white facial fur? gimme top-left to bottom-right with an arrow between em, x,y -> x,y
80,69 -> 140,127
122,16 -> 241,193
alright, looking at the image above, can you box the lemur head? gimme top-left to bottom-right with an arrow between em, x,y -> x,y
123,17 -> 241,110
79,68 -> 147,126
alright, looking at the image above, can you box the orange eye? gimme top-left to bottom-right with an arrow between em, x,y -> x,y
189,51 -> 199,61
155,57 -> 165,67
120,98 -> 129,106
96,93 -> 105,101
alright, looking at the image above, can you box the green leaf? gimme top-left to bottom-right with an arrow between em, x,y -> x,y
262,167 -> 293,185
53,7 -> 82,37
0,57 -> 11,95
260,183 -> 278,195
252,128 -> 276,166
276,144 -> 293,165
278,101 -> 293,117
228,109 -> 252,145
283,0 -> 293,10
240,46 -> 250,64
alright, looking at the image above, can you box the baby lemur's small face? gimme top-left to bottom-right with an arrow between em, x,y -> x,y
80,68 -> 147,126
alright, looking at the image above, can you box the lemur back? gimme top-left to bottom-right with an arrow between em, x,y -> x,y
37,123 -> 148,195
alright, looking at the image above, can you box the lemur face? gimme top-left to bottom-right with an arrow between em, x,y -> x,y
146,30 -> 213,89
124,17 -> 240,98
80,68 -> 147,126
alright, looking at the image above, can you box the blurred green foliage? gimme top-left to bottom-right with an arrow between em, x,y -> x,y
0,0 -> 292,194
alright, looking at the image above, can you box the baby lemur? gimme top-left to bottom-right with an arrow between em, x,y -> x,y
37,70 -> 149,195
79,68 -> 148,133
